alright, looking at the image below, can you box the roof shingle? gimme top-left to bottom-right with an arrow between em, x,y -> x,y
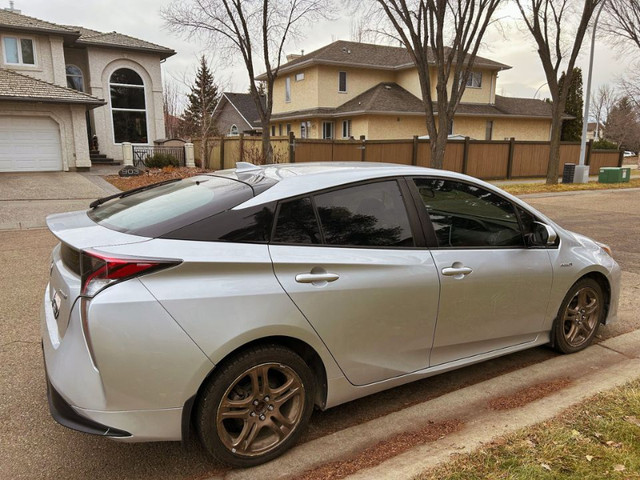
0,9 -> 77,35
218,92 -> 266,129
0,68 -> 105,106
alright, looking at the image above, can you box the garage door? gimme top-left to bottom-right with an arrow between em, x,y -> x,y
0,116 -> 63,172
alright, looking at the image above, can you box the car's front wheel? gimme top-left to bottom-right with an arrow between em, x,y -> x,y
197,345 -> 315,467
553,278 -> 605,354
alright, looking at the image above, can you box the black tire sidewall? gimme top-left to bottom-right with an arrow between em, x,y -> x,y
553,278 -> 604,354
196,345 -> 315,468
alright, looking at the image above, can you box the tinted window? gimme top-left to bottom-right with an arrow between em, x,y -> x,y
314,181 -> 414,247
413,178 -> 523,248
162,204 -> 275,243
89,176 -> 253,238
272,197 -> 321,244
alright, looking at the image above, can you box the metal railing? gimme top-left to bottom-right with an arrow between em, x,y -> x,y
132,146 -> 186,168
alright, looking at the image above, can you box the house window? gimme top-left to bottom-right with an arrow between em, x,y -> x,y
338,71 -> 347,93
286,123 -> 292,135
295,72 -> 305,82
271,125 -> 276,136
485,120 -> 493,140
341,119 -> 351,139
66,65 -> 84,92
300,121 -> 310,139
465,71 -> 482,88
110,68 -> 148,144
322,121 -> 334,139
285,77 -> 291,102
3,36 -> 35,65
279,124 -> 283,136
229,124 -> 239,136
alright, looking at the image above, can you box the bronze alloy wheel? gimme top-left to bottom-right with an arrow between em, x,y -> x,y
215,362 -> 305,457
561,285 -> 601,349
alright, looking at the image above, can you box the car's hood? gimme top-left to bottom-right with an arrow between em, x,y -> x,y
46,210 -> 150,250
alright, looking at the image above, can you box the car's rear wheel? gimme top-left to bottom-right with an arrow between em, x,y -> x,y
197,345 -> 315,467
553,278 -> 604,354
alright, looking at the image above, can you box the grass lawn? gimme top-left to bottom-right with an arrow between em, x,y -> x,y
416,379 -> 640,480
500,177 -> 640,196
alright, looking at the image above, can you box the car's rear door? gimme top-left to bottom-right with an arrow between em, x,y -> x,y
407,177 -> 554,366
269,179 -> 440,386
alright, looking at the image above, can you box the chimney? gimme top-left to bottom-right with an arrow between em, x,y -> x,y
4,1 -> 21,13
286,53 -> 302,62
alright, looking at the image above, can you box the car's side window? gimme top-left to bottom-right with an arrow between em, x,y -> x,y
313,181 -> 415,247
412,178 -> 524,248
272,197 -> 321,244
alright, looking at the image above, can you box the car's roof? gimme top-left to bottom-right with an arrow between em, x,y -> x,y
215,162 -> 472,208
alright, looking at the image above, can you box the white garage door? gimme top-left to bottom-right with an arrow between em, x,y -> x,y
0,116 -> 63,172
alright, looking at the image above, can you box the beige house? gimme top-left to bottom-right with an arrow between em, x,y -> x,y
0,7 -> 174,172
257,41 -> 556,141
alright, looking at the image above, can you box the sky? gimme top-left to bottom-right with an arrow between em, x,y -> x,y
13,0 -> 634,109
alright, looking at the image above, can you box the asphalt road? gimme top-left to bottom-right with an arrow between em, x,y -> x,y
0,188 -> 638,480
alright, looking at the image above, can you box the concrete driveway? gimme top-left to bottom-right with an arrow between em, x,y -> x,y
0,171 -> 118,230
0,186 -> 638,480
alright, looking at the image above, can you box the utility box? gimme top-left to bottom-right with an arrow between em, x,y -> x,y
562,163 -> 576,183
598,167 -> 630,183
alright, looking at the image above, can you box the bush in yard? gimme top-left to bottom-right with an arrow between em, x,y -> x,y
145,153 -> 179,168
592,139 -> 619,150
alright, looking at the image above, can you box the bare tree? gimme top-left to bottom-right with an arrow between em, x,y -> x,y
605,96 -> 640,151
516,0 -> 603,184
603,0 -> 640,52
163,0 -> 330,164
591,84 -> 617,139
618,70 -> 640,110
364,0 -> 503,169
163,78 -> 183,139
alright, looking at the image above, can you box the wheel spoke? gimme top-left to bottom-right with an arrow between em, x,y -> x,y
270,375 -> 295,397
274,385 -> 301,406
266,414 -> 293,440
584,298 -> 598,315
219,408 -> 251,419
578,289 -> 587,307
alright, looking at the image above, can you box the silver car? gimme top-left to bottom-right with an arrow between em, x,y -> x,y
42,162 -> 620,467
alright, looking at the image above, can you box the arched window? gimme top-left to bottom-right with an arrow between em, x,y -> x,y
110,68 -> 148,143
66,65 -> 84,91
229,124 -> 239,136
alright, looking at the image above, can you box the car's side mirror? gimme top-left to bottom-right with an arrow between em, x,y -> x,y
526,221 -> 558,247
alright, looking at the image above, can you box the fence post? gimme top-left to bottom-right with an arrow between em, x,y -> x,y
184,143 -> 195,168
462,137 -> 470,174
239,133 -> 245,163
412,135 -> 418,166
507,137 -> 515,179
360,135 -> 366,162
585,139 -> 593,166
618,148 -> 624,167
288,131 -> 296,163
219,137 -> 225,170
121,142 -> 133,166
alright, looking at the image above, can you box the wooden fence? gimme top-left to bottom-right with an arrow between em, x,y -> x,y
193,133 -> 623,180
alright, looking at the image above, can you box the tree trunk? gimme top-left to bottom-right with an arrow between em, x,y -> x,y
200,136 -> 207,169
262,130 -> 273,164
546,112 -> 563,184
430,131 -> 447,169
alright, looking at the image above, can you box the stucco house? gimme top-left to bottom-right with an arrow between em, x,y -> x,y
257,40 -> 558,141
0,7 -> 174,172
212,92 -> 265,137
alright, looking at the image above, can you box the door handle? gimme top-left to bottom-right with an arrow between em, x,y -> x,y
441,266 -> 473,277
295,272 -> 340,284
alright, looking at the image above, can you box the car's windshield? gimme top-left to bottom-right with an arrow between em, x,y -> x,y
88,176 -> 253,237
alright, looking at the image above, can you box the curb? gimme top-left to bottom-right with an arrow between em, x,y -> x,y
213,330 -> 640,480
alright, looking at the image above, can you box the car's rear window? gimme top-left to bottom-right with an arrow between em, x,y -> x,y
88,176 -> 253,238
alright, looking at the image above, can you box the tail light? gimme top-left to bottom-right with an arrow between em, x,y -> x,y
80,249 -> 181,297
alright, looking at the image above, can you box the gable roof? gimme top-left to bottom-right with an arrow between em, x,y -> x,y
0,10 -> 175,58
215,92 -> 266,129
256,40 -> 511,80
0,68 -> 105,106
270,83 -> 565,121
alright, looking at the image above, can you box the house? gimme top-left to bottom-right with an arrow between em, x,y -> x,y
256,40 -> 559,141
0,6 -> 174,172
587,121 -> 604,141
212,92 -> 265,136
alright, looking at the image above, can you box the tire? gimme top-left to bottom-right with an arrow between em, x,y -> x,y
196,345 -> 315,467
552,278 -> 605,354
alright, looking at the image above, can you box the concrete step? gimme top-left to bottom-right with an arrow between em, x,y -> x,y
90,158 -> 121,165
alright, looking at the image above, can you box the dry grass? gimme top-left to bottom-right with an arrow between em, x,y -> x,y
500,177 -> 640,196
416,379 -> 640,480
487,378 -> 572,411
102,166 -> 210,191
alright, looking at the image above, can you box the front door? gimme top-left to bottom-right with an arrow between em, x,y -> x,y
269,180 -> 440,386
409,177 -> 554,366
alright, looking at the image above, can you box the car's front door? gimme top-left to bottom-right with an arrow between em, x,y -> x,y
408,177 -> 554,366
269,180 -> 440,386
